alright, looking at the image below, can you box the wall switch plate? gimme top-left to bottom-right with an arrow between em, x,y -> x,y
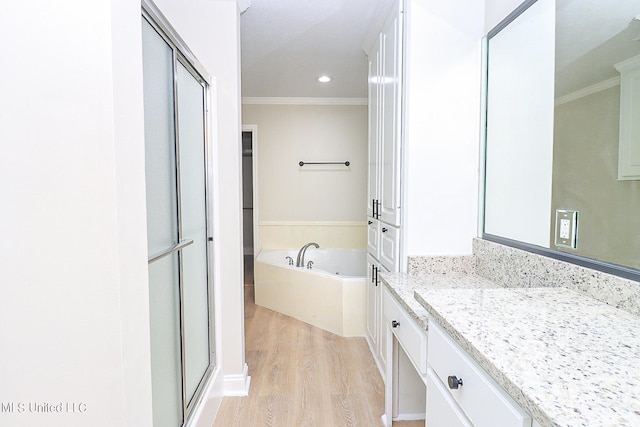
555,209 -> 578,249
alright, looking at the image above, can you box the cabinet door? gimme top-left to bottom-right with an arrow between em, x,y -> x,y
367,218 -> 380,259
366,254 -> 380,350
367,36 -> 383,217
379,5 -> 402,226
615,57 -> 640,180
379,224 -> 400,272
426,368 -> 473,427
377,263 -> 389,368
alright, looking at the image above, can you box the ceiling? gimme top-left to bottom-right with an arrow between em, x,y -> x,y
240,0 -> 393,99
555,0 -> 640,98
240,0 -> 640,100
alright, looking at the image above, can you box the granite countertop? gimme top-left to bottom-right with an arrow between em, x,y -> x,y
379,272 -> 498,330
415,287 -> 640,427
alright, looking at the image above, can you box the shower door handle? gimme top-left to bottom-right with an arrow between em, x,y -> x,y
148,239 -> 194,264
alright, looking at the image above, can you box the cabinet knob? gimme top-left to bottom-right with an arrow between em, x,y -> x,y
368,220 -> 373,225
447,376 -> 463,389
382,227 -> 388,233
391,320 -> 400,328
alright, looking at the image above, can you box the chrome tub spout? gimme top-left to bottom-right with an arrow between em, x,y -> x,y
296,242 -> 319,267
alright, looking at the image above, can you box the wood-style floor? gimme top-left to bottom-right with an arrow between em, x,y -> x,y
212,285 -> 423,427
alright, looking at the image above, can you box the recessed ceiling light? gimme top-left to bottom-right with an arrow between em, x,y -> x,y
318,75 -> 332,83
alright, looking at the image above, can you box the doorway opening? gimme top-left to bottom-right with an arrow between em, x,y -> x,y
242,127 -> 257,285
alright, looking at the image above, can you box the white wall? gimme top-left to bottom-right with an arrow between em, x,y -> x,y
243,104 -> 368,221
1,0 -> 246,426
243,103 -> 368,250
1,0 -> 151,426
112,0 -> 156,424
402,0 -> 485,257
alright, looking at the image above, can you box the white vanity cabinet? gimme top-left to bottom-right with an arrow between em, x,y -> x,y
382,288 -> 427,375
427,321 -> 532,427
381,286 -> 427,426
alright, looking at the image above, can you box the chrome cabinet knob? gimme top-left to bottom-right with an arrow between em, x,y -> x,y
447,376 -> 463,389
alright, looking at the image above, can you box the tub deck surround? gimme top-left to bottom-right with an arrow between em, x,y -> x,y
415,286 -> 640,427
379,272 -> 499,330
254,248 -> 367,337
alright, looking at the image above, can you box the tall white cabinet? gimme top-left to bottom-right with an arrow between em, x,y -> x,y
366,0 -> 403,376
364,0 -> 486,397
368,3 -> 402,229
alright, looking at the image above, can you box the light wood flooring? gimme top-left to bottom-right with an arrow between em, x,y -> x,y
212,286 -> 423,427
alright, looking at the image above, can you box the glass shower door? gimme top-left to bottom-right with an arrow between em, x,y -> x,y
142,19 -> 184,427
142,16 -> 213,427
176,61 -> 211,406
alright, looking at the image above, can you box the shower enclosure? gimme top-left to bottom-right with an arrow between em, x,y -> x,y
142,5 -> 215,426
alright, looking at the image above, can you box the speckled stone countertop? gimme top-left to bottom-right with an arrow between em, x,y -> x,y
415,287 -> 640,427
379,272 -> 498,330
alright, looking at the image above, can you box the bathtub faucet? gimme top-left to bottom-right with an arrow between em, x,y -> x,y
296,242 -> 319,267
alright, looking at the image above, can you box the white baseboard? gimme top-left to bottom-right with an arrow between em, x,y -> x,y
185,366 -> 224,427
223,363 -> 251,396
393,413 -> 426,421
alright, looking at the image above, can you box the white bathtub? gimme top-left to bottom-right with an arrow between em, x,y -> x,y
254,248 -> 367,337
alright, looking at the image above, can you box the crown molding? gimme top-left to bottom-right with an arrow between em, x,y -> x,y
242,97 -> 368,106
555,76 -> 620,105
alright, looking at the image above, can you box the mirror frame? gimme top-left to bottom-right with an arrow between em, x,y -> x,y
481,0 -> 640,283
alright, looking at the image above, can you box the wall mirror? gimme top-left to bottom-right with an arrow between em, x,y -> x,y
483,0 -> 640,278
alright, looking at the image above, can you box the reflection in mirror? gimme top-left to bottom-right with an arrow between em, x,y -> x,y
484,0 -> 555,248
484,0 -> 640,272
552,0 -> 640,268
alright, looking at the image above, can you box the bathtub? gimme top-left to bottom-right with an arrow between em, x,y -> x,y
254,248 -> 367,337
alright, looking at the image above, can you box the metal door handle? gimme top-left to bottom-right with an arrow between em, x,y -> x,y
148,239 -> 194,264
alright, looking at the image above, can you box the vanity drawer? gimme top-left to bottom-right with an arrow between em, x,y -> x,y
428,321 -> 531,427
426,368 -> 472,427
382,288 -> 427,374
